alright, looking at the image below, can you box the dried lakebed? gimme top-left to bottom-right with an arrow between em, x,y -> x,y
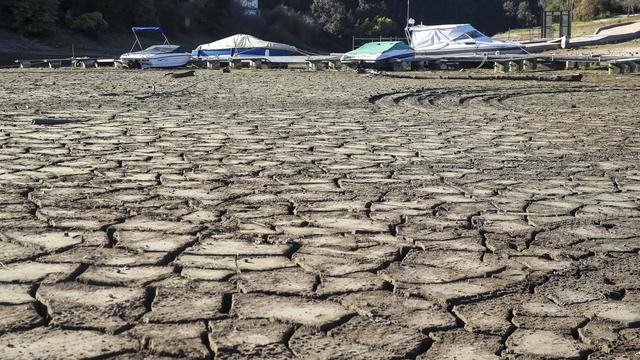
0,69 -> 639,359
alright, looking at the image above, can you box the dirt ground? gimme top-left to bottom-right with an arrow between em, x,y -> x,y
0,68 -> 639,359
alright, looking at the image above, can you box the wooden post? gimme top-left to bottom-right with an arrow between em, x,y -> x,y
509,60 -> 523,72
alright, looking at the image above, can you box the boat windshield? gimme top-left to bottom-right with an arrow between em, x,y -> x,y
452,30 -> 486,42
141,45 -> 186,54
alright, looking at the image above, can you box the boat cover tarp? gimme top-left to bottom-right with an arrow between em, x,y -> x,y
194,34 -> 297,57
341,41 -> 415,63
408,24 -> 519,52
348,41 -> 412,55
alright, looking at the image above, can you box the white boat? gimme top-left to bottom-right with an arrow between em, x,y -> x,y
119,27 -> 191,69
406,23 -> 523,56
192,34 -> 298,59
341,41 -> 415,64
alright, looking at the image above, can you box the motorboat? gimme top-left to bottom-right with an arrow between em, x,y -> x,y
340,41 -> 415,64
191,34 -> 298,59
406,23 -> 523,56
119,27 -> 191,69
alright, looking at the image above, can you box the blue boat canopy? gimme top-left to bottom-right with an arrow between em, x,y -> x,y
132,27 -> 164,33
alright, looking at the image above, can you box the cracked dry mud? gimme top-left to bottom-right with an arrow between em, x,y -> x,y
0,68 -> 639,360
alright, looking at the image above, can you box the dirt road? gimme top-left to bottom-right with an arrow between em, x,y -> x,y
0,69 -> 639,359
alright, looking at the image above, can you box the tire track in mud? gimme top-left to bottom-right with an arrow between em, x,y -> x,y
370,85 -> 640,116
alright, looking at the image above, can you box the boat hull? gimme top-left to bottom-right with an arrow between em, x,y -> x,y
192,48 -> 296,58
120,53 -> 191,69
341,50 -> 415,64
415,46 -> 524,56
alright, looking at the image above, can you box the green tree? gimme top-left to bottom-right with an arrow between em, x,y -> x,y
69,11 -> 108,34
311,0 -> 350,36
11,0 -> 60,35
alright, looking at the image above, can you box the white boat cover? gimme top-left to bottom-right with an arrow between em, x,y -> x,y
407,24 -> 520,53
196,34 -> 297,52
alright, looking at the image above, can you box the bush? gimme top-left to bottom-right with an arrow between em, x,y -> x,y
69,11 -> 108,33
11,0 -> 60,35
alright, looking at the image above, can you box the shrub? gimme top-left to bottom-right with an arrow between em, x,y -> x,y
69,11 -> 108,33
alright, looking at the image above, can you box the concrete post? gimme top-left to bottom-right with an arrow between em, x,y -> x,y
392,61 -> 410,72
494,62 -> 508,73
307,61 -> 325,71
608,63 -> 623,75
249,59 -> 262,69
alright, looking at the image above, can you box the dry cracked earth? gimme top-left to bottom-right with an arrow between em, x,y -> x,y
0,68 -> 639,360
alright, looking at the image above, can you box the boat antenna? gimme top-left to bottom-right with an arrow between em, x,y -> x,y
405,0 -> 415,47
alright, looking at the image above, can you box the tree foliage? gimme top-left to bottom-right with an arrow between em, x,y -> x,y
0,0 -> 632,46
11,0 -> 60,35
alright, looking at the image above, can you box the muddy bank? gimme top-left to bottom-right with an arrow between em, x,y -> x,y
0,68 -> 639,359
